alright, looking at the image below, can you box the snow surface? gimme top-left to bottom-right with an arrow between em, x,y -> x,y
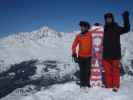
0,26 -> 75,72
0,26 -> 133,73
0,26 -> 133,100
1,75 -> 133,100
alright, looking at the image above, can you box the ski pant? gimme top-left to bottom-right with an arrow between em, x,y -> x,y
78,57 -> 91,87
103,59 -> 120,88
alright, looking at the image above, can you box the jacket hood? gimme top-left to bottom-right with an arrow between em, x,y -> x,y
104,12 -> 115,25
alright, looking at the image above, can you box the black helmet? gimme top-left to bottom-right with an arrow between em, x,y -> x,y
79,21 -> 90,29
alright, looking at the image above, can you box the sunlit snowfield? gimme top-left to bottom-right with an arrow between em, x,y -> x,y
0,26 -> 133,100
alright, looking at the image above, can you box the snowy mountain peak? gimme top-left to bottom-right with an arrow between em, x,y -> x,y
32,26 -> 56,34
0,25 -> 69,68
31,26 -> 62,39
37,26 -> 53,32
0,26 -> 63,45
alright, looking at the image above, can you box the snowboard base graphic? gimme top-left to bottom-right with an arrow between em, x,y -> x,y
90,25 -> 104,87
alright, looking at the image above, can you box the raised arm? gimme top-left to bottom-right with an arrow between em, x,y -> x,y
119,11 -> 130,35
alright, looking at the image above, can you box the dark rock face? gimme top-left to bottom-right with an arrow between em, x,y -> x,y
0,60 -> 37,98
0,60 -> 77,99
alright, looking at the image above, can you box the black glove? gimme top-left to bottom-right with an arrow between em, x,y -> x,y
72,53 -> 79,63
122,11 -> 129,18
122,11 -> 130,26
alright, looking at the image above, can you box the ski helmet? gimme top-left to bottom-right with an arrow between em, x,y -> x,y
79,21 -> 90,29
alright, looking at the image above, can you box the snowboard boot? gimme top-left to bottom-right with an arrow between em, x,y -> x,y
112,88 -> 119,92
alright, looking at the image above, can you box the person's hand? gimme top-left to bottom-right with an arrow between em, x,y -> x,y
122,11 -> 129,18
72,53 -> 79,63
122,11 -> 130,26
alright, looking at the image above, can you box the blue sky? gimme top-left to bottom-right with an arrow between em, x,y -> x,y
0,0 -> 133,37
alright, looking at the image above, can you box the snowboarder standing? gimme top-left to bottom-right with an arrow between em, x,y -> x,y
103,11 -> 130,92
72,21 -> 92,89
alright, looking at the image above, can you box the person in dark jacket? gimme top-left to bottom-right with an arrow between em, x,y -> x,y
103,11 -> 130,92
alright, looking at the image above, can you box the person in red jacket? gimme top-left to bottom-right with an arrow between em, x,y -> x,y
72,21 -> 92,88
103,11 -> 130,92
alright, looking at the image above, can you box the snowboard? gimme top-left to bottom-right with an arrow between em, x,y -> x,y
90,25 -> 104,87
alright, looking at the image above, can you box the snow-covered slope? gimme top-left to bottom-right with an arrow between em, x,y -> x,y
1,25 -> 132,72
121,32 -> 133,73
0,26 -> 133,100
0,27 -> 132,73
2,76 -> 133,100
0,26 -> 75,72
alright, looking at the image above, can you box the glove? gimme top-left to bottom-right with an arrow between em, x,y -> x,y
122,11 -> 130,26
72,53 -> 79,63
122,11 -> 129,18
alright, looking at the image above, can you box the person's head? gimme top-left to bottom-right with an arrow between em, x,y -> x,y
104,13 -> 114,25
94,23 -> 101,26
79,21 -> 90,32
